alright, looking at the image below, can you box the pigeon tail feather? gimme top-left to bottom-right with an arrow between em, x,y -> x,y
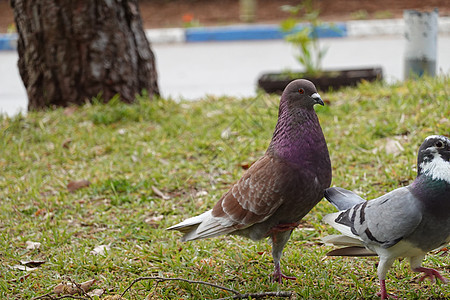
327,246 -> 377,257
166,210 -> 212,233
192,219 -> 237,240
322,212 -> 361,240
180,227 -> 231,242
324,187 -> 366,211
322,234 -> 364,247
167,210 -> 238,242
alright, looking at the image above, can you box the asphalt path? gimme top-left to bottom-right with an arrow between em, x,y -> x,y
1,35 -> 449,116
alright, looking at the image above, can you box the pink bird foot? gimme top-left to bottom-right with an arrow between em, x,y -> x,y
272,270 -> 297,283
272,262 -> 296,283
376,279 -> 398,299
414,267 -> 449,284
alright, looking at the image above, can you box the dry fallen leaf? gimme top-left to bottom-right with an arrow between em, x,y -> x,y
88,288 -> 105,297
67,180 -> 91,192
11,259 -> 46,271
34,208 -> 46,217
62,138 -> 72,149
195,190 -> 208,197
63,106 -> 77,116
103,295 -> 127,300
91,244 -> 110,255
151,185 -> 170,200
26,241 -> 41,250
11,265 -> 37,271
53,283 -> 75,295
144,215 -> 164,228
374,136 -> 407,156
79,279 -> 96,292
145,215 -> 164,223
20,260 -> 46,268
53,279 -> 96,295
383,138 -> 404,156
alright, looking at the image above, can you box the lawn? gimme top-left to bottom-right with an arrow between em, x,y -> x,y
1,76 -> 449,299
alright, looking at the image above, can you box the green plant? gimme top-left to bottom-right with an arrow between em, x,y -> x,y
280,0 -> 328,76
350,9 -> 369,20
7,23 -> 17,34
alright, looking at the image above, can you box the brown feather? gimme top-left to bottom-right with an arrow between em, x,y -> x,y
212,155 -> 304,229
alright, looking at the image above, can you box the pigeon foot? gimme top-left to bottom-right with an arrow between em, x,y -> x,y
376,291 -> 398,299
272,262 -> 296,283
413,267 -> 449,284
376,279 -> 398,299
272,270 -> 297,283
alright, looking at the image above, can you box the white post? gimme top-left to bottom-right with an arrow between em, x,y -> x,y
403,9 -> 438,79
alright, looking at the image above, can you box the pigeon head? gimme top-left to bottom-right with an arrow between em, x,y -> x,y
280,79 -> 324,110
417,135 -> 450,183
268,79 -> 330,168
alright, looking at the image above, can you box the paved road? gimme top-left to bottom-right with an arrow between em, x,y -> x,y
1,35 -> 450,116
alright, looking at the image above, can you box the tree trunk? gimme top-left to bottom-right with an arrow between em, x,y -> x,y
11,0 -> 159,111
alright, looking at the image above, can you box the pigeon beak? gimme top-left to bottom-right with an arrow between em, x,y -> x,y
311,93 -> 324,106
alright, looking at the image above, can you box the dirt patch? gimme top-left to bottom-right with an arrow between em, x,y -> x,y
1,0 -> 449,33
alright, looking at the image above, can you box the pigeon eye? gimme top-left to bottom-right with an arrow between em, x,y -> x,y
435,141 -> 444,148
298,88 -> 305,94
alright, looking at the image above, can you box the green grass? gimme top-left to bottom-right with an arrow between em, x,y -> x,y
1,76 -> 449,299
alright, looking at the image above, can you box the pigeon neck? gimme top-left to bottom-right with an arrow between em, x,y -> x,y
267,106 -> 324,166
412,173 -> 450,191
410,175 -> 450,215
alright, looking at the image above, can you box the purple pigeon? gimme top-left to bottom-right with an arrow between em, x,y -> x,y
168,79 -> 332,282
323,135 -> 450,299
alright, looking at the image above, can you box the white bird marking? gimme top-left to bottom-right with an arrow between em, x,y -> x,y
420,151 -> 450,183
425,135 -> 448,142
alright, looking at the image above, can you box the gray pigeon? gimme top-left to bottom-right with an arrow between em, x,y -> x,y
323,135 -> 450,299
168,79 -> 331,282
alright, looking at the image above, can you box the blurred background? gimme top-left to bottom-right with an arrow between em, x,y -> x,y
1,0 -> 449,116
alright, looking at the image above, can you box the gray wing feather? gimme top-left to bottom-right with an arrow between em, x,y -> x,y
349,186 -> 423,248
324,187 -> 366,210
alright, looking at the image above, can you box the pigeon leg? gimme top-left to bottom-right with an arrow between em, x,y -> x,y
273,260 -> 297,283
413,267 -> 449,283
271,230 -> 296,283
377,279 -> 388,299
376,257 -> 396,299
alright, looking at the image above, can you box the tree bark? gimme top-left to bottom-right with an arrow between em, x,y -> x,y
11,0 -> 159,110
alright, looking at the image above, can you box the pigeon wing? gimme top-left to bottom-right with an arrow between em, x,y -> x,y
329,187 -> 423,249
194,155 -> 299,238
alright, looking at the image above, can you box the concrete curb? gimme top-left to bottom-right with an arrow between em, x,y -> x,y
184,23 -> 347,42
0,33 -> 17,51
1,17 -> 450,50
